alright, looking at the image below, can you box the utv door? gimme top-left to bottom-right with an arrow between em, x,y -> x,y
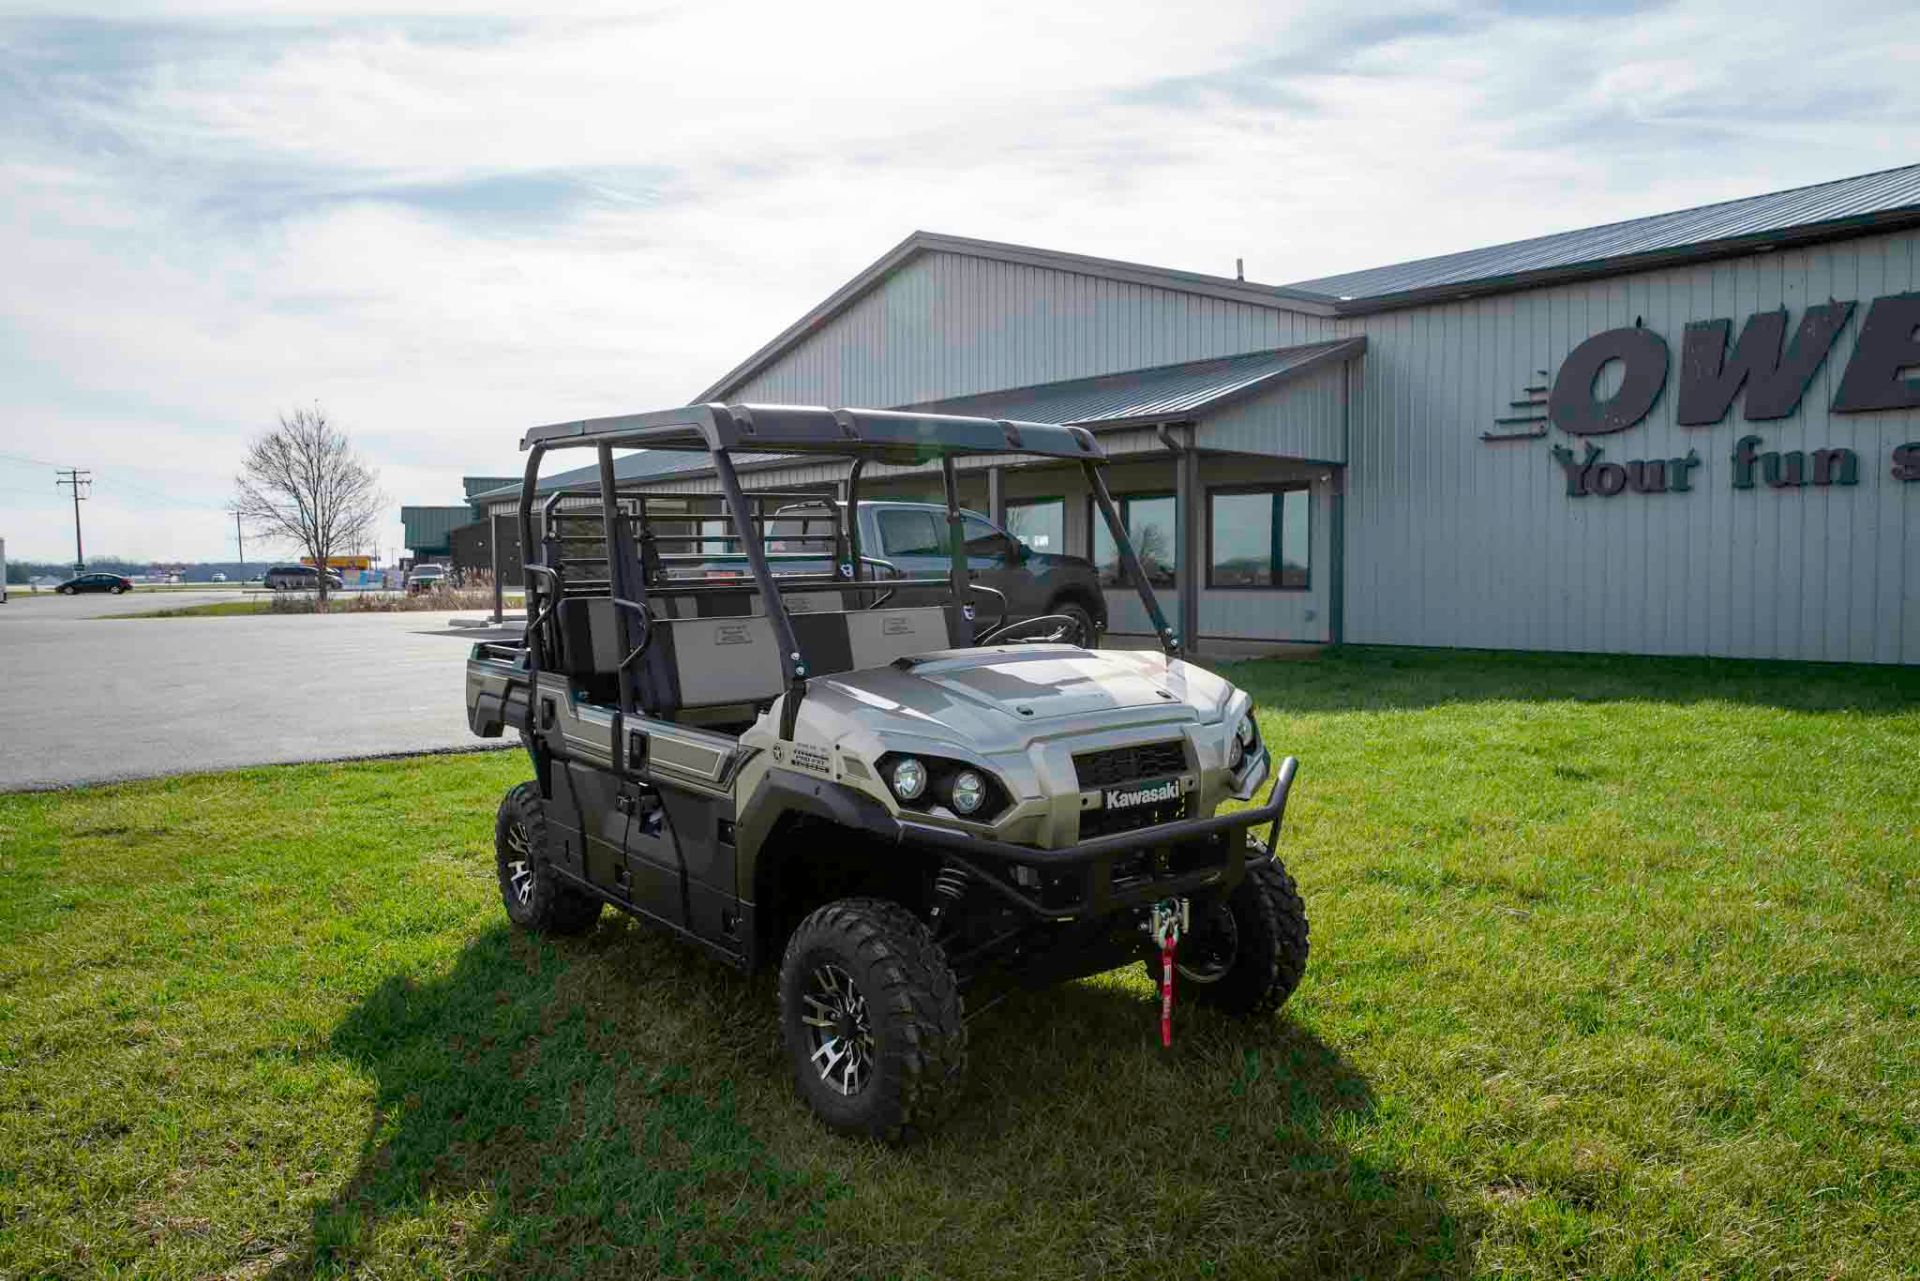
535,677 -> 686,928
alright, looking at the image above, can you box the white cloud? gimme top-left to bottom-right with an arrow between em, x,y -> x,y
1,0 -> 1914,561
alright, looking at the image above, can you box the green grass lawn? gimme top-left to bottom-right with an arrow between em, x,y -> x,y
2,647 -> 1915,1279
118,598 -> 280,617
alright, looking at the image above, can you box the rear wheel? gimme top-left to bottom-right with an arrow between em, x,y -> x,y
495,782 -> 601,935
1153,844 -> 1308,1017
1052,600 -> 1098,648
779,898 -> 966,1142
59,586 -> 74,595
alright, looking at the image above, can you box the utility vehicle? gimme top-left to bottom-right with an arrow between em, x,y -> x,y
467,403 -> 1306,1141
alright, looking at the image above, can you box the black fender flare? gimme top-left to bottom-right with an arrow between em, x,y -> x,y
734,765 -> 903,880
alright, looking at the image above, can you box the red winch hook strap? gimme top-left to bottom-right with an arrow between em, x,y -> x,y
1159,934 -> 1177,1048
1151,898 -> 1182,1048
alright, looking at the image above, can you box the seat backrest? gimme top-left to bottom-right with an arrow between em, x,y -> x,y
552,597 -> 626,677
652,588 -> 852,619
556,599 -> 957,717
651,615 -> 789,709
789,606 -> 955,676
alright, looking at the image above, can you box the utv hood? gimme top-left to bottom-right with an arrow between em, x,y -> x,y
803,644 -> 1237,748
897,646 -> 1190,719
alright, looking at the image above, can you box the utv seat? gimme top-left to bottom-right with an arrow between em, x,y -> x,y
550,596 -> 957,727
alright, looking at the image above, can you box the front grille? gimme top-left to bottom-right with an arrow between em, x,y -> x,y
1079,794 -> 1191,840
1072,740 -> 1187,790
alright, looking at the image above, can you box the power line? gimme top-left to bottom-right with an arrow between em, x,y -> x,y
0,449 -> 67,468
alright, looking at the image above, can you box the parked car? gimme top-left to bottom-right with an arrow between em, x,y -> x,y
407,564 -> 450,594
210,572 -> 228,583
57,572 -> 133,595
263,564 -> 344,591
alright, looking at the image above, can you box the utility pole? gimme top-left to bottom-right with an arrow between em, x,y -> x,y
234,511 -> 245,570
55,468 -> 90,572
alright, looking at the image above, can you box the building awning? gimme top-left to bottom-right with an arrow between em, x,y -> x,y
906,337 -> 1363,429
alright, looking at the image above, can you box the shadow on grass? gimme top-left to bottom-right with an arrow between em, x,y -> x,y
282,919 -> 1474,1279
274,925 -> 836,1279
1226,644 -> 1920,715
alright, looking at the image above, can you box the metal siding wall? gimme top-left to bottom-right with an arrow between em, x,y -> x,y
1342,228 -> 1920,662
1195,457 -> 1335,641
1196,363 -> 1347,461
733,252 -> 1339,407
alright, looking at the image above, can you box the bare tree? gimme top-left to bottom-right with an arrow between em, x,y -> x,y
233,404 -> 382,606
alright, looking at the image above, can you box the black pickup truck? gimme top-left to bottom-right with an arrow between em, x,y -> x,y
742,500 -> 1107,646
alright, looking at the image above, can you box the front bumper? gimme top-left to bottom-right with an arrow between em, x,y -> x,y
897,756 -> 1298,920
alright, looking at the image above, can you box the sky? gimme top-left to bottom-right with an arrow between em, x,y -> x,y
1,0 -> 1915,564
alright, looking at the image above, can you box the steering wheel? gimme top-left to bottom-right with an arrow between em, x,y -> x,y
979,613 -> 1087,647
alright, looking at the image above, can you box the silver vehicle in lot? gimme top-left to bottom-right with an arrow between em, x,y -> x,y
467,403 -> 1306,1141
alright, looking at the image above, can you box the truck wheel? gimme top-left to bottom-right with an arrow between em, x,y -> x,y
1052,600 -> 1097,648
778,898 -> 966,1142
1157,850 -> 1308,1017
495,782 -> 601,935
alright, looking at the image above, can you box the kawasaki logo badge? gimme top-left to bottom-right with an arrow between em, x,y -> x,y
1105,778 -> 1180,810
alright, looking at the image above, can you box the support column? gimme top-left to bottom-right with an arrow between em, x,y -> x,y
987,465 -> 1006,528
1174,425 -> 1201,654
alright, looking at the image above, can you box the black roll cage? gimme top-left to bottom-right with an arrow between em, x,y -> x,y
515,403 -> 1182,729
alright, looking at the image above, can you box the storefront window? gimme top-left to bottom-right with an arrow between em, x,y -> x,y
1091,493 -> 1178,588
1207,486 -> 1310,589
1005,497 -> 1064,553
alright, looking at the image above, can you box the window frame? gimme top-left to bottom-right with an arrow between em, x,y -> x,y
874,507 -> 944,558
1086,490 -> 1179,589
1205,482 -> 1312,592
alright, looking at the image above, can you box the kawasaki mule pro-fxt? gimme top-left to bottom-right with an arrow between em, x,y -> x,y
466,404 -> 1306,1141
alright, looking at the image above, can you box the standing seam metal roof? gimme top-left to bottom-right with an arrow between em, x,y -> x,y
1283,162 -> 1920,304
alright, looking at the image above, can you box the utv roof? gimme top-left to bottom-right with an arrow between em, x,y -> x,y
522,403 -> 1104,465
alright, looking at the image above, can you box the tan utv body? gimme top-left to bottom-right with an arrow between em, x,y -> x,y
468,403 -> 1307,1142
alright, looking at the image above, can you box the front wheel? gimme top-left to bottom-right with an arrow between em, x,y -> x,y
1052,600 -> 1097,648
779,898 -> 966,1142
1154,845 -> 1308,1017
494,782 -> 601,935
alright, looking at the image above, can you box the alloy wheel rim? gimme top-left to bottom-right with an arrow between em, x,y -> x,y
505,820 -> 534,906
800,963 -> 874,1096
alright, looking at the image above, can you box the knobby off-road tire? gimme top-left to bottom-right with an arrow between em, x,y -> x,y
494,782 -> 602,935
779,898 -> 966,1143
1158,851 -> 1309,1018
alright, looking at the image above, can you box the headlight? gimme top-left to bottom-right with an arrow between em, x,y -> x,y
950,769 -> 987,815
1230,713 -> 1257,769
890,756 -> 928,801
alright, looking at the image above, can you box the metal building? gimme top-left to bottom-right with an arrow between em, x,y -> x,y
490,164 -> 1920,663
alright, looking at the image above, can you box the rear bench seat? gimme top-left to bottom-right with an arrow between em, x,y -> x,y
552,596 -> 953,724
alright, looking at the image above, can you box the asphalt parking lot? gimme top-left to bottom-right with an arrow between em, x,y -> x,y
0,591 -> 516,790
